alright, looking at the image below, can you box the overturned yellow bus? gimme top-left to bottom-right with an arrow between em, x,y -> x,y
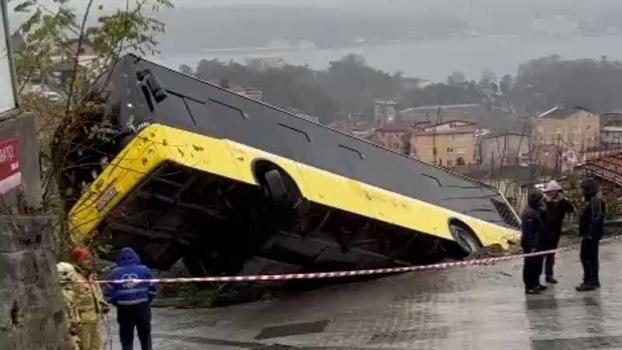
68,55 -> 519,276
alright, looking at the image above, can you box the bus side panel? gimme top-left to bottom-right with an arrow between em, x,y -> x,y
225,139 -> 517,246
221,141 -> 517,246
70,124 -> 517,248
212,135 -> 506,244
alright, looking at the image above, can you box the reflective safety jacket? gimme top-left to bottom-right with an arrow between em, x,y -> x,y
72,267 -> 106,323
103,247 -> 158,306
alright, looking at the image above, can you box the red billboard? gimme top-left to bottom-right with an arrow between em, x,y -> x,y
0,138 -> 20,194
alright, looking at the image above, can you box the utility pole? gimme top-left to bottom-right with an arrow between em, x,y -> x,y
527,119 -> 536,189
516,122 -> 528,166
553,135 -> 562,176
432,130 -> 437,165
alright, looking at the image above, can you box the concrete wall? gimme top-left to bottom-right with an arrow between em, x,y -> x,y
0,217 -> 71,350
0,112 -> 68,349
480,134 -> 530,167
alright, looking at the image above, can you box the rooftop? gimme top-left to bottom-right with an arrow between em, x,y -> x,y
425,119 -> 476,128
482,131 -> 529,139
412,120 -> 477,136
602,109 -> 622,116
375,120 -> 415,133
467,165 -> 551,185
537,105 -> 594,119
602,125 -> 622,131
400,104 -> 482,113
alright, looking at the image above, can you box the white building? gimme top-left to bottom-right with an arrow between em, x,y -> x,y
374,100 -> 398,125
601,125 -> 622,149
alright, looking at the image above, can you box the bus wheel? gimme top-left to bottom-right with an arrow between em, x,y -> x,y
449,223 -> 481,256
263,169 -> 289,205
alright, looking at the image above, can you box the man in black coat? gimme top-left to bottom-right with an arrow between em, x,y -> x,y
542,180 -> 574,284
521,190 -> 546,294
576,178 -> 606,292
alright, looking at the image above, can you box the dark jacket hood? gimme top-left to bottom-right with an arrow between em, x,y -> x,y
581,178 -> 599,198
117,247 -> 141,266
527,191 -> 544,209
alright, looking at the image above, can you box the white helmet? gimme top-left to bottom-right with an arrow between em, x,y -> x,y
543,180 -> 563,193
56,262 -> 76,282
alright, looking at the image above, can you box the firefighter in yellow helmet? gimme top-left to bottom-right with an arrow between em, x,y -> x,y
57,262 -> 81,350
71,248 -> 109,350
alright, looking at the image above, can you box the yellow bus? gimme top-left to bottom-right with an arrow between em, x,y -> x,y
68,55 -> 519,276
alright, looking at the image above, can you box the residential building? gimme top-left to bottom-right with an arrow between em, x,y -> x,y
533,143 -> 582,173
475,128 -> 492,139
328,119 -> 351,132
65,38 -> 97,57
374,100 -> 398,125
601,109 -> 622,126
328,118 -> 373,138
600,110 -> 622,149
45,39 -> 98,88
367,120 -> 414,155
601,124 -> 622,149
533,144 -> 561,171
533,106 -> 599,150
410,120 -> 477,167
532,106 -> 600,171
479,133 -> 530,167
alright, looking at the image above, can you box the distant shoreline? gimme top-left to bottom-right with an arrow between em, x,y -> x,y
201,46 -> 316,55
155,33 -> 622,82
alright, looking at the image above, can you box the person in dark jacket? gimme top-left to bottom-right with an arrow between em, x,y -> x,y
104,247 -> 158,350
541,180 -> 574,284
576,178 -> 606,292
521,190 -> 546,294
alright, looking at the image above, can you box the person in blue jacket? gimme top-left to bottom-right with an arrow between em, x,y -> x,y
104,247 -> 158,350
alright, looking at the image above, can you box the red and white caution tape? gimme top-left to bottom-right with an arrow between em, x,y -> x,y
93,235 -> 622,285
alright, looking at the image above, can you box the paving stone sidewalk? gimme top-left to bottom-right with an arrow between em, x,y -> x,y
107,237 -> 622,350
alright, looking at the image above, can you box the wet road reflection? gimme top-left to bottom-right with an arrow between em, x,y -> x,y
109,238 -> 622,349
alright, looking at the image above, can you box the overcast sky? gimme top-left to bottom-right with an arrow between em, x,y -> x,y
167,0 -> 379,7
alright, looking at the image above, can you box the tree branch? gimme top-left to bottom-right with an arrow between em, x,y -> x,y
63,0 -> 95,118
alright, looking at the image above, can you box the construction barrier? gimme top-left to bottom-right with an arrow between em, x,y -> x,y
91,235 -> 622,285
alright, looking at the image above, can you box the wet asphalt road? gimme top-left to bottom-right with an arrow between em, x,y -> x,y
106,238 -> 622,350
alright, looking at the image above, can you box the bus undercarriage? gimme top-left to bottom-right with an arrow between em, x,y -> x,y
94,161 -> 467,277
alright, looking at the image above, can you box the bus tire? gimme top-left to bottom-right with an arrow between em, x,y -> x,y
264,169 -> 288,204
449,223 -> 481,256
